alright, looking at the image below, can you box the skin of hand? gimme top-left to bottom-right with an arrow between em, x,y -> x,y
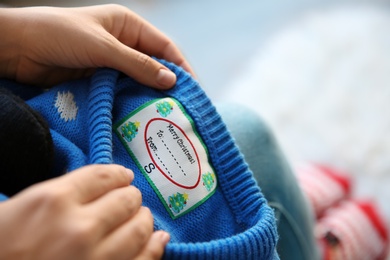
0,164 -> 170,260
0,4 -> 195,89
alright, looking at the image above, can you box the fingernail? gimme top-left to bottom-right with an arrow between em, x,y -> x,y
160,231 -> 170,245
157,69 -> 176,88
125,168 -> 134,179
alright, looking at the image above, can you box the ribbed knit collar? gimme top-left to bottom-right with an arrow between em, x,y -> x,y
86,61 -> 278,259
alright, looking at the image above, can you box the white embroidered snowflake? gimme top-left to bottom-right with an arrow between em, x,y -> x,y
54,91 -> 78,122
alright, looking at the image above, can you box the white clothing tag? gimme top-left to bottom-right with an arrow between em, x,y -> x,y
114,98 -> 217,219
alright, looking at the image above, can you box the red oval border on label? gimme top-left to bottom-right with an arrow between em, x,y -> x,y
144,118 -> 201,189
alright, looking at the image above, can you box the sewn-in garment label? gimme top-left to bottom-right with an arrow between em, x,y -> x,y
114,98 -> 217,219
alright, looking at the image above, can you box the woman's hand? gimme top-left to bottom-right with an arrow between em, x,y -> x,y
0,4 -> 195,88
0,164 -> 169,260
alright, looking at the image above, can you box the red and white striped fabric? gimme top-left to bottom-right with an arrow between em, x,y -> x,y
294,163 -> 351,218
316,200 -> 389,260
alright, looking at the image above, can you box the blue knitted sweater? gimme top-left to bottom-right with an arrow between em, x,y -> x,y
0,60 -> 278,259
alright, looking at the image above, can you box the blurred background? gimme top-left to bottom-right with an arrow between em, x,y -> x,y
4,0 -> 390,235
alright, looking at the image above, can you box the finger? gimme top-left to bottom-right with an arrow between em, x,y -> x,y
134,230 -> 170,260
159,44 -> 196,79
94,5 -> 195,87
92,207 -> 155,260
97,4 -> 195,76
83,185 -> 142,238
61,164 -> 134,204
104,43 -> 177,89
130,21 -> 196,77
125,13 -> 196,77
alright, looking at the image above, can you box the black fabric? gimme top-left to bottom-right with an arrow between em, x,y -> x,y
0,88 -> 54,196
